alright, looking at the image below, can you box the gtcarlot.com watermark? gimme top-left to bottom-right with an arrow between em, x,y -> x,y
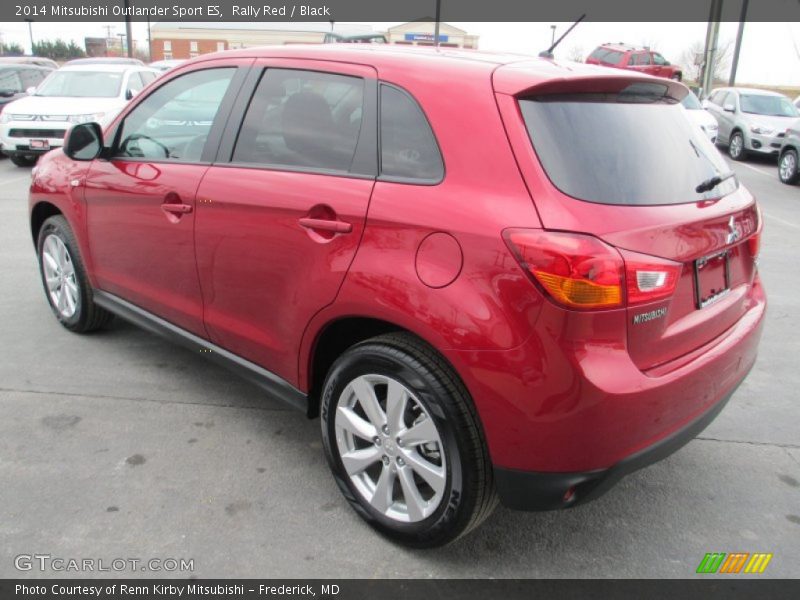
14,554 -> 194,573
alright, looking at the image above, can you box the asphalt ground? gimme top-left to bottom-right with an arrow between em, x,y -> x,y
0,151 -> 797,579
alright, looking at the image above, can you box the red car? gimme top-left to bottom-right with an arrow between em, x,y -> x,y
29,45 -> 764,547
586,43 -> 683,80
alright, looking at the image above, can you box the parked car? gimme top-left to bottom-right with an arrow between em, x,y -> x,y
705,87 -> 799,161
778,125 -> 800,184
149,59 -> 187,72
323,33 -> 388,43
586,43 -> 682,80
65,57 -> 145,66
0,63 -> 158,166
681,90 -> 718,142
0,56 -> 59,70
29,47 -> 765,547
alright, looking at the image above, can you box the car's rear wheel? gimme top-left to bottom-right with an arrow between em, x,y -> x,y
779,149 -> 799,185
671,73 -> 682,81
37,215 -> 113,332
320,332 -> 496,547
728,131 -> 747,161
10,154 -> 37,167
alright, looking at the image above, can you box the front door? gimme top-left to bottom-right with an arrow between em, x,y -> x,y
194,60 -> 377,382
84,63 -> 245,335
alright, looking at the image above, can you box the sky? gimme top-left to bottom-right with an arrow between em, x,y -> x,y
0,20 -> 798,86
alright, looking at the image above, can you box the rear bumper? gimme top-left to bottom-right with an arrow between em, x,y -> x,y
494,372 -> 744,510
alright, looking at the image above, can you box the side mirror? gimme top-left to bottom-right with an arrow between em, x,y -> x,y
64,122 -> 104,161
701,99 -> 711,109
125,88 -> 138,100
26,86 -> 36,95
723,103 -> 735,113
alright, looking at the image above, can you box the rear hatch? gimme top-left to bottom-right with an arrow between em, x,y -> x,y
494,64 -> 761,371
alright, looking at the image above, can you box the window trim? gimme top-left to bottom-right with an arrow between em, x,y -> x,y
377,82 -> 445,186
106,65 -> 248,167
216,65 -> 378,179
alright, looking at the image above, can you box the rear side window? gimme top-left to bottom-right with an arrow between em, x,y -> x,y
604,51 -> 624,65
380,85 -> 443,182
0,69 -> 23,93
233,69 -> 364,173
519,85 -> 737,206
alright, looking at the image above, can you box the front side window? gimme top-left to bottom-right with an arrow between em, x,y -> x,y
233,68 -> 364,173
0,69 -> 23,94
116,68 -> 235,162
380,85 -> 443,182
36,70 -> 122,98
653,53 -> 668,65
604,51 -> 624,65
126,71 -> 145,95
19,68 -> 45,89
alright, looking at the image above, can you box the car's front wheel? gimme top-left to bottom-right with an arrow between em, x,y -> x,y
320,333 -> 496,547
37,215 -> 113,332
10,154 -> 38,167
779,149 -> 799,185
728,131 -> 747,161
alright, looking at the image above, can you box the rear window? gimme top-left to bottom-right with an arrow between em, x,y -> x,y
519,85 -> 737,206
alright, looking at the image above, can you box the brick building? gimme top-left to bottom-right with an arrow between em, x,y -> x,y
149,22 -> 478,60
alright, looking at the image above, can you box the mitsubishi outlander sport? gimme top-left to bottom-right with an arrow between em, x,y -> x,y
28,46 -> 765,547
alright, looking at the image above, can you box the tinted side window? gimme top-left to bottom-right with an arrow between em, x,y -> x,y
0,69 -> 23,93
117,68 -> 235,162
140,71 -> 157,85
127,71 -> 145,94
19,68 -> 45,89
380,85 -> 443,182
233,69 -> 364,173
605,51 -> 624,65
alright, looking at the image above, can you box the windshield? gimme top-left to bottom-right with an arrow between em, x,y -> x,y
519,91 -> 737,206
681,91 -> 703,110
36,71 -> 122,98
740,94 -> 798,117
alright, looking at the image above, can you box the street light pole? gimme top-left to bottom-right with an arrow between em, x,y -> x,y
729,0 -> 749,86
433,0 -> 441,48
124,0 -> 134,58
550,25 -> 556,46
25,19 -> 34,55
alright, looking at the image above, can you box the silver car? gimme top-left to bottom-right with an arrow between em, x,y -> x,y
705,87 -> 799,161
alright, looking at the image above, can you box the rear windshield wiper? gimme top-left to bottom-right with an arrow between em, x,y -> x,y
695,170 -> 736,193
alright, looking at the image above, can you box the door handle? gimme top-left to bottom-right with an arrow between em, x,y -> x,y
161,203 -> 193,215
298,217 -> 352,234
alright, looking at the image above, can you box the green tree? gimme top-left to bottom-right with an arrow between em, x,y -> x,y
0,42 -> 24,56
32,38 -> 86,60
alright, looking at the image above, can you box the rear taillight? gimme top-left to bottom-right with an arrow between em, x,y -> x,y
503,229 -> 682,310
503,229 -> 623,309
748,232 -> 761,259
618,248 -> 682,306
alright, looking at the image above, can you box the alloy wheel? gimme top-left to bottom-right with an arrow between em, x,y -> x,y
780,151 -> 797,183
334,374 -> 446,523
41,234 -> 79,318
730,134 -> 743,159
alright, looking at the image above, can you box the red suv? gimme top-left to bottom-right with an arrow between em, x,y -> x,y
29,46 -> 764,547
587,43 -> 683,80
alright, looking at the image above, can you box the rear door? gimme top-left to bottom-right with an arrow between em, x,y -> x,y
194,60 -> 377,382
494,73 -> 760,371
84,61 -> 249,335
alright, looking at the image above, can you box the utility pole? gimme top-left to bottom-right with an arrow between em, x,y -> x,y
433,0 -> 441,48
124,0 -> 134,58
147,15 -> 152,62
729,0 -> 749,85
699,0 -> 724,98
24,19 -> 34,55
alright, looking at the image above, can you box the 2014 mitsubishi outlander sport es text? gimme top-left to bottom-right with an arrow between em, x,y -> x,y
28,45 -> 766,547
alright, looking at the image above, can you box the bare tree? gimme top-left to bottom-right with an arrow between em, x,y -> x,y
564,44 -> 585,62
680,39 -> 732,84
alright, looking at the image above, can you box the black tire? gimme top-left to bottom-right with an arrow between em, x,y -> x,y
671,72 -> 682,81
36,215 -> 113,333
10,154 -> 38,167
320,332 -> 497,547
728,131 -> 747,161
778,148 -> 799,185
